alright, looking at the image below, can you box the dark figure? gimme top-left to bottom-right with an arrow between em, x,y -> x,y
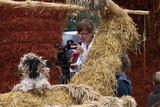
116,54 -> 132,97
55,40 -> 77,84
147,71 -> 160,107
14,57 -> 55,79
24,59 -> 41,79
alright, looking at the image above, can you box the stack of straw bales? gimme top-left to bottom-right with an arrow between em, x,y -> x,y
0,0 -> 141,107
0,85 -> 137,107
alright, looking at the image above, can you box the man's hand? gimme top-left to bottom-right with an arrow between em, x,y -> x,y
70,44 -> 84,53
70,63 -> 78,70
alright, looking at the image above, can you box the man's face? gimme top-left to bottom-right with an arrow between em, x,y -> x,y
78,30 -> 94,44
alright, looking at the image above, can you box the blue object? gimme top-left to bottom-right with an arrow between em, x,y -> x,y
116,72 -> 132,97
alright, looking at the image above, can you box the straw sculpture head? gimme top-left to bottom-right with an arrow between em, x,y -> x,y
13,53 -> 55,94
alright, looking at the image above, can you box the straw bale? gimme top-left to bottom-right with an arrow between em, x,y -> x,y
80,96 -> 123,107
0,91 -> 44,107
48,96 -> 136,107
49,84 -> 101,104
43,89 -> 76,106
121,96 -> 137,107
0,89 -> 76,107
82,96 -> 136,107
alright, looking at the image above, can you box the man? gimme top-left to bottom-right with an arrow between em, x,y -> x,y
116,54 -> 132,97
147,71 -> 160,107
70,19 -> 95,72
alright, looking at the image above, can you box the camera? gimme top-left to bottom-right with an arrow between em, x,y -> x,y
55,40 -> 78,84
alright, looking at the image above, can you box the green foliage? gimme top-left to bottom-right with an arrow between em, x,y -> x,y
65,11 -> 100,31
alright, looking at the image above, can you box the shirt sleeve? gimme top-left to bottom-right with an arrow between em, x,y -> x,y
76,54 -> 83,70
75,43 -> 92,71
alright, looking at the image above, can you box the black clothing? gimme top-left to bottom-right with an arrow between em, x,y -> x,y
147,86 -> 160,107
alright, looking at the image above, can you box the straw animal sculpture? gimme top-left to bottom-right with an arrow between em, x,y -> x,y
71,9 -> 141,97
12,53 -> 54,94
0,0 -> 141,107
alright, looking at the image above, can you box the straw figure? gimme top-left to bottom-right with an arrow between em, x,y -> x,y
13,53 -> 55,94
0,0 -> 142,106
71,0 -> 141,96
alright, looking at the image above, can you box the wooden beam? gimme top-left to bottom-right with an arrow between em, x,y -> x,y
105,8 -> 149,16
0,0 -> 86,11
125,9 -> 149,15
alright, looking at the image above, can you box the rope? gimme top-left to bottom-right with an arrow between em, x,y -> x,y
143,15 -> 147,76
